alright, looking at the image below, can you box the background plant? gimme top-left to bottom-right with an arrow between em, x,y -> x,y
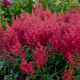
39,0 -> 79,13
0,0 -> 79,29
0,0 -> 34,29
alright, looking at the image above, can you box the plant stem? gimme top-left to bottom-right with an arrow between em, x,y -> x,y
69,63 -> 71,70
42,65 -> 47,80
39,68 -> 44,80
4,58 -> 10,70
55,63 -> 57,74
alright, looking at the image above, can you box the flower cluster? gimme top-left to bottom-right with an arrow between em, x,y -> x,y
3,0 -> 11,5
0,23 -> 4,56
3,1 -> 58,48
49,9 -> 80,70
20,58 -> 35,76
58,8 -> 80,25
62,70 -> 76,80
0,1 -> 80,80
33,42 -> 50,69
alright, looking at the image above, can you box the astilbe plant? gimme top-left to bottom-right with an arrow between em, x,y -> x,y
0,1 -> 80,80
61,70 -> 76,80
0,23 -> 5,57
0,23 -> 4,41
19,42 -> 50,80
3,1 -> 59,48
58,8 -> 80,26
33,42 -> 50,69
49,8 -> 80,80
59,9 -> 80,62
0,1 -> 57,79
20,58 -> 35,77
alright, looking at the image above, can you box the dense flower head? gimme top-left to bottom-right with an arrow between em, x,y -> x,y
3,20 -> 17,52
49,8 -> 80,70
0,23 -> 4,56
58,8 -> 80,26
10,36 -> 24,55
0,42 -> 3,55
0,23 -> 4,41
3,0 -> 11,5
3,19 -> 27,56
3,1 -> 58,48
33,42 -> 50,69
49,23 -> 80,56
20,58 -> 35,76
61,70 -> 76,80
18,76 -> 24,80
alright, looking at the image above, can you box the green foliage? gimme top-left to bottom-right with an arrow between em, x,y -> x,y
0,47 -> 68,80
39,0 -> 79,14
4,74 -> 18,80
0,0 -> 34,28
0,49 -> 79,80
0,46 -> 79,79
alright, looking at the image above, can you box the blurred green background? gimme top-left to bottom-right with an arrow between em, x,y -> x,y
0,0 -> 79,28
